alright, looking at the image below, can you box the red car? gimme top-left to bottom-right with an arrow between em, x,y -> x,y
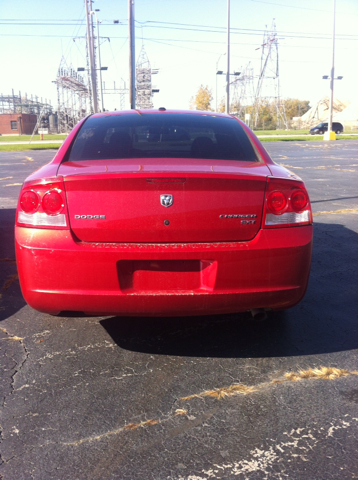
15,110 -> 313,317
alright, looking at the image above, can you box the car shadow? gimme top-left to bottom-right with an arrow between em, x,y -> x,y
0,208 -> 26,321
101,220 -> 358,358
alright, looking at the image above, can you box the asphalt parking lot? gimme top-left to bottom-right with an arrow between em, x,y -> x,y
1,141 -> 358,480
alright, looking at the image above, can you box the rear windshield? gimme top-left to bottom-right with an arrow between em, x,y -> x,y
68,113 -> 258,162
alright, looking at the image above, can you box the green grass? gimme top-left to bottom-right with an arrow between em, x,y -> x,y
0,134 -> 66,142
260,135 -> 358,142
0,144 -> 60,152
255,129 -> 310,135
1,134 -> 357,152
255,129 -> 358,136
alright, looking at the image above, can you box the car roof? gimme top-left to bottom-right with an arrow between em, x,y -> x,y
90,109 -> 234,119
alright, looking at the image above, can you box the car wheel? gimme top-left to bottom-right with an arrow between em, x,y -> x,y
336,130 -> 341,134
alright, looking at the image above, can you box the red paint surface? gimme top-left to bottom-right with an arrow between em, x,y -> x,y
15,226 -> 312,316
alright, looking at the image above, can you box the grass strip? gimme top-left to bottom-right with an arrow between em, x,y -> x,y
259,135 -> 358,142
255,129 -> 310,135
0,144 -> 60,152
255,129 -> 358,136
1,135 -> 358,152
0,134 -> 67,142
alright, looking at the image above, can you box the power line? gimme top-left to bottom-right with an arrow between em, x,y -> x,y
63,6 -> 86,62
135,20 -> 358,37
0,19 -> 126,24
135,24 -> 358,40
249,0 -> 358,16
1,19 -> 358,39
1,32 -> 357,47
0,33 -> 87,38
145,38 -> 331,65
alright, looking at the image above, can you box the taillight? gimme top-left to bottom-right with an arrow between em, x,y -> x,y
291,189 -> 308,212
20,190 -> 40,214
16,178 -> 69,229
263,178 -> 312,228
42,190 -> 64,215
267,191 -> 287,213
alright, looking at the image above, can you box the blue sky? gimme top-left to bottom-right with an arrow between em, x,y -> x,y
1,0 -> 357,111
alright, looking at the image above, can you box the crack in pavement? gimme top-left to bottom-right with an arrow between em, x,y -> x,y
313,208 -> 358,216
0,327 -> 29,467
14,366 -> 353,451
2,274 -> 18,292
279,163 -> 358,173
0,327 -> 29,401
180,367 -> 358,401
63,408 -> 189,447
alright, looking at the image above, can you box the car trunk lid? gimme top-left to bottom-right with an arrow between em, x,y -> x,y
60,159 -> 269,243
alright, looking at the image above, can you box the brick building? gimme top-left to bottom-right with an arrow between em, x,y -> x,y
0,113 -> 37,135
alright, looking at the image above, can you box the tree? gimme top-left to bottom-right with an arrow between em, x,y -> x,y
245,98 -> 311,130
229,99 -> 241,116
283,99 -> 310,121
248,99 -> 275,130
218,97 -> 225,113
217,97 -> 241,115
190,85 -> 213,111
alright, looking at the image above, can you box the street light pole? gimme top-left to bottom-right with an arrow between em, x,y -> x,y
326,0 -> 336,140
322,0 -> 338,140
129,0 -> 136,109
216,53 -> 225,111
85,0 -> 98,113
85,0 -> 99,113
226,0 -> 230,114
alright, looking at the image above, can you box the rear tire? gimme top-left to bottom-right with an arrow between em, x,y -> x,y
336,130 -> 341,134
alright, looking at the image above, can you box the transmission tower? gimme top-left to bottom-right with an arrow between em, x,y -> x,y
136,45 -> 159,109
53,57 -> 90,133
102,78 -> 128,110
230,62 -> 255,121
252,20 -> 287,129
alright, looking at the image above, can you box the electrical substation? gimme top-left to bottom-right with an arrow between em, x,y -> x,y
0,4 -> 292,134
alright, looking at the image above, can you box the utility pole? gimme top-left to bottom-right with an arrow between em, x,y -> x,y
91,10 -> 105,111
85,0 -> 98,112
225,0 -> 230,114
129,0 -> 136,109
325,0 -> 336,140
215,52 -> 225,111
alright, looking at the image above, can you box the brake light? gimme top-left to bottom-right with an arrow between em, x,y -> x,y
267,191 -> 287,213
20,190 -> 40,214
42,190 -> 64,215
16,178 -> 69,229
291,189 -> 308,212
263,178 -> 312,228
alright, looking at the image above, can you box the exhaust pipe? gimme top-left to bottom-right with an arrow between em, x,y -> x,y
250,308 -> 268,321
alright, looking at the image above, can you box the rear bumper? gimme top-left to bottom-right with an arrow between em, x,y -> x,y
15,226 -> 313,316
